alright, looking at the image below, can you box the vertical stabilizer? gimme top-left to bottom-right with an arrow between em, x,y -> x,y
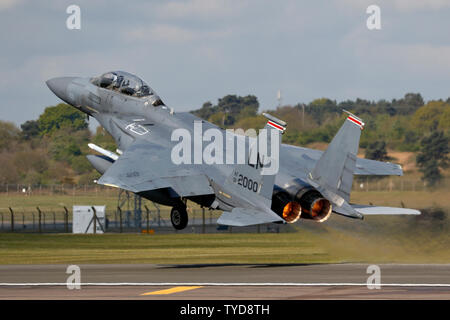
310,111 -> 364,203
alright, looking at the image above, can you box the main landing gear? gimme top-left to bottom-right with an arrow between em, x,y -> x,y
170,205 -> 188,230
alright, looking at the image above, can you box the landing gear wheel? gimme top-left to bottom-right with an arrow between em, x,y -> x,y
170,206 -> 188,230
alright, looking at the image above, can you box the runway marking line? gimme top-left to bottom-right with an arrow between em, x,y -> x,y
141,286 -> 203,296
1,283 -> 450,287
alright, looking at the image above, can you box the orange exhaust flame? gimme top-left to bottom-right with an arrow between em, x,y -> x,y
282,201 -> 302,223
309,198 -> 332,222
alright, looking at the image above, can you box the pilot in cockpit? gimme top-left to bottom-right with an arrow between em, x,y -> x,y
91,71 -> 166,106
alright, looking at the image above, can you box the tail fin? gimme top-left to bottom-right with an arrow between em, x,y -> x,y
253,113 -> 285,176
217,114 -> 287,226
262,112 -> 287,134
248,113 -> 285,169
310,111 -> 364,202
306,111 -> 420,219
307,111 -> 365,218
236,113 -> 286,201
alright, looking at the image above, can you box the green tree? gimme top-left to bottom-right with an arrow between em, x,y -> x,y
403,93 -> 424,107
0,121 -> 20,150
392,93 -> 424,115
217,95 -> 257,116
47,126 -> 91,176
365,141 -> 389,161
92,126 -> 117,152
376,99 -> 396,116
191,101 -> 216,120
307,98 -> 339,124
20,120 -> 40,140
38,103 -> 88,135
412,100 -> 450,134
416,126 -> 449,187
208,112 -> 227,127
192,95 -> 259,127
0,154 -> 19,183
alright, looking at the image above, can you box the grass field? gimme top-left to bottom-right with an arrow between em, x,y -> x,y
1,189 -> 448,212
0,232 -> 329,265
0,194 -> 121,213
0,220 -> 448,265
0,188 -> 448,265
351,190 -> 450,210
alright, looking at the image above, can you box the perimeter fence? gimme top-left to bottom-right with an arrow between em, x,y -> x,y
1,177 -> 448,197
0,206 -> 285,234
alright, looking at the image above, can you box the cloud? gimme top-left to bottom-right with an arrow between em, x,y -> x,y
126,24 -> 196,43
393,0 -> 450,11
378,43 -> 450,73
2,0 -> 450,125
123,24 -> 233,44
335,0 -> 450,12
0,0 -> 22,11
155,0 -> 248,19
341,26 -> 450,76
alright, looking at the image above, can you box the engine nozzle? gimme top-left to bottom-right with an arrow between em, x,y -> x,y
282,201 -> 302,223
298,191 -> 332,222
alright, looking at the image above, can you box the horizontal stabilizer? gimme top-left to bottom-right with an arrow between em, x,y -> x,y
355,158 -> 403,176
217,207 -> 284,226
352,204 -> 421,215
282,145 -> 403,176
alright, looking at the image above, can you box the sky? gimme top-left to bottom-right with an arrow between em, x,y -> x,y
1,0 -> 450,127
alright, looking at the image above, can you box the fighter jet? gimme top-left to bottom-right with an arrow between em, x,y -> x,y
46,71 -> 420,230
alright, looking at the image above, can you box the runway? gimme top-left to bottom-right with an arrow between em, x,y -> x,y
0,264 -> 449,299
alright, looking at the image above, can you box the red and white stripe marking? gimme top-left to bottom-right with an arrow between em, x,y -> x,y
347,116 -> 365,130
267,120 -> 286,132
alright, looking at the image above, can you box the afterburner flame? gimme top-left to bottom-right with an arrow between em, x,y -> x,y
282,201 -> 302,223
309,198 -> 332,222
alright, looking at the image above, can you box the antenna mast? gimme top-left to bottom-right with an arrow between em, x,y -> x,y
277,89 -> 282,108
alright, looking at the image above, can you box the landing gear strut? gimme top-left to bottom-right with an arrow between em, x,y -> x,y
170,206 -> 188,230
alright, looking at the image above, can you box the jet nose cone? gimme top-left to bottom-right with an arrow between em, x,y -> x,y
46,77 -> 77,104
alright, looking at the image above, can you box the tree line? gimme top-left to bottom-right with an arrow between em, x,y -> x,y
193,93 -> 449,186
0,103 -> 114,186
0,92 -> 448,187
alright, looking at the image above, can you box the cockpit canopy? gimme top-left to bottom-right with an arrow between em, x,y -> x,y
91,71 -> 165,106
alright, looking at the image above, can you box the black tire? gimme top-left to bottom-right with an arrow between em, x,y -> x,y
170,206 -> 188,230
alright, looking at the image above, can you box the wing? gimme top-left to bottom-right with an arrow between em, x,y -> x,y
93,112 -> 152,152
97,140 -> 214,197
93,109 -> 214,197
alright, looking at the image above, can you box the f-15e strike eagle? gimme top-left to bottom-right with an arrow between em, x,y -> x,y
47,71 -> 420,230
